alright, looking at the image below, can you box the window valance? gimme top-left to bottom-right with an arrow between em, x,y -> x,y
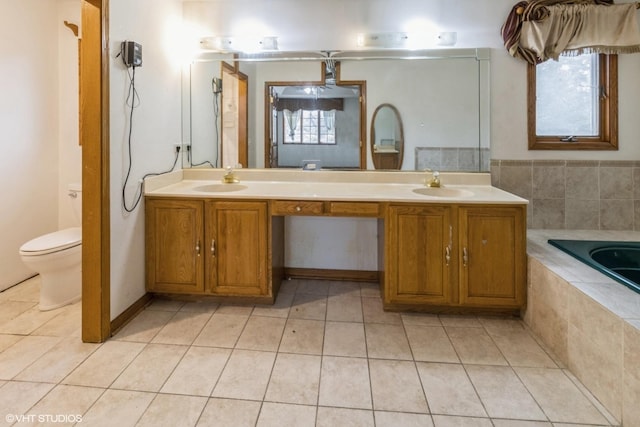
274,98 -> 344,112
502,0 -> 640,63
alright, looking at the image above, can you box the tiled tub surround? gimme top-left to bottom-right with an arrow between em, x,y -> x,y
415,147 -> 491,172
527,229 -> 640,426
491,160 -> 640,230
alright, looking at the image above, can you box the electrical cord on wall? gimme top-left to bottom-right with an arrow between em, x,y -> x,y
190,82 -> 220,168
121,49 -> 180,213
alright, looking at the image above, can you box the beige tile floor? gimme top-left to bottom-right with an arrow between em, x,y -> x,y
0,276 -> 620,427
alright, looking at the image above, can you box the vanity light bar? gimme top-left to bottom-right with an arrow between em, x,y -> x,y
357,32 -> 409,48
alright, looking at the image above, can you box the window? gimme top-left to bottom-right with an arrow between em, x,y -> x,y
527,54 -> 617,150
283,110 -> 336,144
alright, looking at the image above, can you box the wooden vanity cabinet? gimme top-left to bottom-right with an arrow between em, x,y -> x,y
458,205 -> 526,308
146,197 -> 272,298
205,200 -> 268,296
384,203 -> 526,312
145,198 -> 204,294
385,205 -> 455,306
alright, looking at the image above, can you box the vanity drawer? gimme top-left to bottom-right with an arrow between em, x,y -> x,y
328,202 -> 381,217
271,200 -> 324,216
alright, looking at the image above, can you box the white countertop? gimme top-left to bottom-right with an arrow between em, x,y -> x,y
144,169 -> 528,205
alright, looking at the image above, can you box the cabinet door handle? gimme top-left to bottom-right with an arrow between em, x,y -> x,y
195,240 -> 201,256
211,239 -> 216,257
463,247 -> 468,267
445,246 -> 451,266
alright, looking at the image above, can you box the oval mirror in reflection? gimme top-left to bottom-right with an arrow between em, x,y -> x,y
371,104 -> 404,170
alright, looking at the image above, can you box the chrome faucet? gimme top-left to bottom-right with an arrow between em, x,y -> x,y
222,166 -> 240,184
424,169 -> 441,188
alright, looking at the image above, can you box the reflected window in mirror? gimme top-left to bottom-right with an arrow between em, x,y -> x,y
283,109 -> 337,145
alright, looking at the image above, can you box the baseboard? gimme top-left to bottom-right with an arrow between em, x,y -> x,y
110,292 -> 153,337
284,267 -> 379,282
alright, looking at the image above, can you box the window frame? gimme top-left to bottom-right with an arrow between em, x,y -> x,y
282,109 -> 337,145
527,54 -> 618,150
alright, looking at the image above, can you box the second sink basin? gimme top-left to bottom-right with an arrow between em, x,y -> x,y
412,187 -> 474,198
193,183 -> 248,193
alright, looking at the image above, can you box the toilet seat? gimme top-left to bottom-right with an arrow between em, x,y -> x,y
19,227 -> 82,256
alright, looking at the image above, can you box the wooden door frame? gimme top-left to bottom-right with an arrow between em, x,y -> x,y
81,0 -> 110,342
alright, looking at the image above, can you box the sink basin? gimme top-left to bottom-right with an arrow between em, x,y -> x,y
412,187 -> 474,198
193,183 -> 248,193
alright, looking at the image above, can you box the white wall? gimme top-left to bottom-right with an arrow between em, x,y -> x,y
109,0 -> 183,319
0,0 -> 60,291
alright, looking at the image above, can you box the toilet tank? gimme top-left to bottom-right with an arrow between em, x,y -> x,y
68,183 -> 82,226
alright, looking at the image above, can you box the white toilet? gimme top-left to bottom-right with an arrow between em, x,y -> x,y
19,184 -> 82,311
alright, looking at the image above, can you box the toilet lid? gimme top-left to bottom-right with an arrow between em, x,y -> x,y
20,227 -> 82,255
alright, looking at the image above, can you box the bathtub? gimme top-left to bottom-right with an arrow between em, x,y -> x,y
548,239 -> 640,294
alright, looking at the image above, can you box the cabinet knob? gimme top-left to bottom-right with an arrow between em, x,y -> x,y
295,206 -> 302,212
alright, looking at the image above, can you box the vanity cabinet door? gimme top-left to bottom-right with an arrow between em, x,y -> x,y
206,201 -> 269,296
458,206 -> 526,308
385,205 -> 454,306
145,198 -> 204,294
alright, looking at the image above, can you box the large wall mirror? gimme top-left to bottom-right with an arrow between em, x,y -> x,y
183,48 -> 490,172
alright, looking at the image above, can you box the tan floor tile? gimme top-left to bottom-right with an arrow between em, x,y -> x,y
0,334 -> 23,353
359,283 -> 381,298
515,367 -> 609,425
319,356 -> 372,409
0,306 -> 63,335
488,327 -> 557,368
365,323 -> 412,360
440,315 -> 482,327
466,365 -> 546,421
161,346 -> 230,396
136,394 -> 207,427
405,325 -> 459,363
295,279 -> 330,295
289,293 -> 327,320
401,312 -> 442,327
251,292 -> 293,318
0,278 -> 40,302
22,384 -> 104,426
317,407 -> 374,427
265,353 -> 321,405
151,311 -> 212,345
111,310 -> 175,343
416,362 -> 486,417
369,359 -> 428,413
63,340 -> 146,388
256,402 -> 316,427
0,301 -> 37,327
328,281 -> 362,297
80,389 -> 154,427
278,280 -> 298,294
196,398 -> 261,427
0,335 -> 61,380
146,299 -> 185,311
0,381 -> 55,423
278,318 -> 325,355
31,302 -> 81,337
323,321 -> 366,357
211,349 -> 276,400
15,336 -> 100,383
179,301 -> 219,313
446,327 -> 508,366
376,411 -> 433,427
432,415 -> 492,427
111,343 -> 188,392
193,313 -> 248,348
326,294 -> 363,322
362,297 -> 401,324
215,305 -> 254,315
491,421 -> 551,427
235,316 -> 286,352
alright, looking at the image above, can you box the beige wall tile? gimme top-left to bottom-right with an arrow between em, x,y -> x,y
600,199 -> 634,230
566,164 -> 599,200
498,164 -> 532,200
533,165 -> 565,199
600,166 -> 633,200
531,199 -> 565,229
565,199 -> 599,230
